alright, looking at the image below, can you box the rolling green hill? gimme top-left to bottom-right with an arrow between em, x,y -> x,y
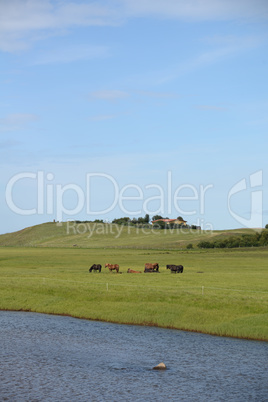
0,222 -> 261,249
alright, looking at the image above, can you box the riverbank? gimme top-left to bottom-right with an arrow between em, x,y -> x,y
1,308 -> 267,342
0,247 -> 267,341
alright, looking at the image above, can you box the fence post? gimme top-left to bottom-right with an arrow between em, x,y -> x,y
202,286 -> 204,295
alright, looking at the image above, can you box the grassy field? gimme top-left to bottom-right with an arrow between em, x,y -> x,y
0,245 -> 267,341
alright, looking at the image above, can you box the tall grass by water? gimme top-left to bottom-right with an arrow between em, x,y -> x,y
0,246 -> 267,340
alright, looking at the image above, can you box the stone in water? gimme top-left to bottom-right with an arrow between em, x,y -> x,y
153,362 -> 167,370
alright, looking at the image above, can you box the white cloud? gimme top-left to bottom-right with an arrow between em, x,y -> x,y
0,0 -> 121,52
0,0 -> 119,31
0,139 -> 21,149
0,113 -> 39,132
138,91 -> 178,99
32,44 -> 109,65
89,90 -> 130,101
89,90 -> 178,103
0,0 -> 267,53
121,0 -> 268,21
155,38 -> 261,84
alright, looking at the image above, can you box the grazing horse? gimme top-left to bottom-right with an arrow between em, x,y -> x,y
105,263 -> 119,273
127,269 -> 142,273
144,263 -> 159,272
144,267 -> 160,273
166,264 -> 183,273
144,263 -> 159,273
89,264 -> 102,273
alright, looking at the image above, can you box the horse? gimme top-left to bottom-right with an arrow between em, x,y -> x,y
144,267 -> 160,273
166,264 -> 183,273
105,263 -> 119,273
176,265 -> 183,273
127,269 -> 142,273
144,263 -> 159,272
89,264 -> 102,273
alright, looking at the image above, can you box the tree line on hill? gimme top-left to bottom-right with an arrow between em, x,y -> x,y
196,230 -> 268,249
112,214 -> 150,226
153,221 -> 198,230
74,219 -> 104,224
73,215 -> 199,229
111,215 -> 199,229
74,216 -> 150,226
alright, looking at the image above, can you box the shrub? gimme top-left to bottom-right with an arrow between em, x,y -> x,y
197,241 -> 214,249
260,230 -> 268,246
197,230 -> 268,249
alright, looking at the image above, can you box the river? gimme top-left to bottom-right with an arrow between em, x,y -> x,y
0,311 -> 267,401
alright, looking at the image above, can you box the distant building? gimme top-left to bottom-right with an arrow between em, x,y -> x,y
152,218 -> 187,226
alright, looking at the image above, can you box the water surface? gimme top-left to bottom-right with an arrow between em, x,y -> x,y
0,311 -> 267,401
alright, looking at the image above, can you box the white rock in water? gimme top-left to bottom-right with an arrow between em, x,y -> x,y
153,362 -> 167,370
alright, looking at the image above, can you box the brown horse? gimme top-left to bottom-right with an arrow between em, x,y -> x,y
105,263 -> 119,273
127,269 -> 142,274
144,263 -> 159,272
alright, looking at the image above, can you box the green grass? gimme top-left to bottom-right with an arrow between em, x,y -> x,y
0,246 -> 267,341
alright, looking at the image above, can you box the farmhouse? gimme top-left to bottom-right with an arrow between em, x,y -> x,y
152,218 -> 187,226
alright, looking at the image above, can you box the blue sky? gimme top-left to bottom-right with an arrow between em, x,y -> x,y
1,0 -> 268,234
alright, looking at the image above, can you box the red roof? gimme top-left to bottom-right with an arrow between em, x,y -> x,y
152,218 -> 187,223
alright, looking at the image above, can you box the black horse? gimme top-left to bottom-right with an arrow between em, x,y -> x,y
89,264 -> 102,273
166,264 -> 183,273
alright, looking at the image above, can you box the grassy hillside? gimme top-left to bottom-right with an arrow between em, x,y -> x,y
0,222 -> 261,249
